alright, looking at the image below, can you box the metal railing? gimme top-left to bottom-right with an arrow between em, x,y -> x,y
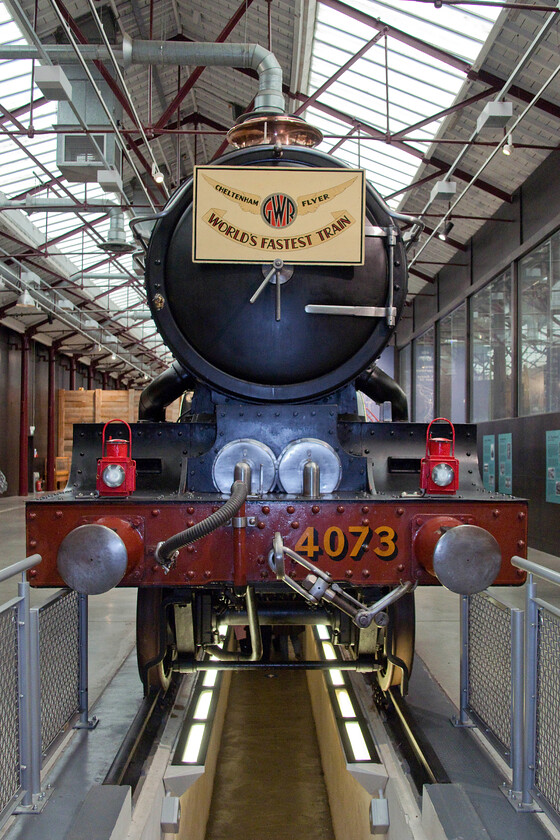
456,556 -> 560,828
0,555 -> 92,830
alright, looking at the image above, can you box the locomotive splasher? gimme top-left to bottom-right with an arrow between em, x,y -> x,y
25,110 -> 527,694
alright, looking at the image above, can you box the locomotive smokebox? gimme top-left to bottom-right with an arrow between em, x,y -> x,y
57,523 -> 128,595
143,138 -> 408,404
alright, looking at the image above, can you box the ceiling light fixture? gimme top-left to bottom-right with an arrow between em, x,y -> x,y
476,101 -> 513,134
502,134 -> 514,156
438,221 -> 454,242
14,290 -> 38,311
152,163 -> 165,184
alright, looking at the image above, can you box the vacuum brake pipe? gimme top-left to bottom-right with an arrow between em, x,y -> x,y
154,479 -> 248,568
138,361 -> 196,422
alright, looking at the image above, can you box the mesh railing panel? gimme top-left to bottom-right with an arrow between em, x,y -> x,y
38,590 -> 80,754
467,593 -> 512,753
534,607 -> 560,815
0,606 -> 20,816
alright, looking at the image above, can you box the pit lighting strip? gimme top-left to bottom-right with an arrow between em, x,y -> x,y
314,625 -> 380,764
172,628 -> 228,767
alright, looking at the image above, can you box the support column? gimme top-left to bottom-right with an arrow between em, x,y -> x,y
69,355 -> 77,390
19,334 -> 30,497
87,362 -> 95,390
46,346 -> 56,492
102,371 -> 108,390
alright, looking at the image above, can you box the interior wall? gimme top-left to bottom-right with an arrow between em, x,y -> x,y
477,413 -> 560,556
396,151 -> 560,555
0,326 -> 20,494
401,150 -> 560,349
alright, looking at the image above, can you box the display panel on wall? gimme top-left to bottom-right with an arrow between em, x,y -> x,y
519,231 -> 560,416
470,268 -> 513,422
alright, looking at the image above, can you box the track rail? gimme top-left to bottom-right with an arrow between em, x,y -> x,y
103,676 -> 181,789
383,686 -> 450,790
102,660 -> 448,803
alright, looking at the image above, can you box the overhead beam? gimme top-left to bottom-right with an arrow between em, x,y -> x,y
0,101 -> 28,132
409,267 -> 436,283
0,96 -> 47,125
327,126 -> 358,155
390,87 -> 498,140
211,97 -> 255,161
292,93 -> 513,203
294,29 -> 387,117
319,0 -> 560,125
475,68 -> 560,122
383,168 -> 445,201
154,0 -> 257,130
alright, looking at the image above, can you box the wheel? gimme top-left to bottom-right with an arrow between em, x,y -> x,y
376,592 -> 415,694
136,588 -> 176,693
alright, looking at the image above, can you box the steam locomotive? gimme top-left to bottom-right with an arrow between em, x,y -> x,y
25,112 -> 526,694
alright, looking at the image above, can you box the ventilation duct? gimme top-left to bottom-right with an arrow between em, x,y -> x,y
97,208 -> 135,254
121,36 -> 284,114
55,64 -> 122,182
0,40 -> 285,117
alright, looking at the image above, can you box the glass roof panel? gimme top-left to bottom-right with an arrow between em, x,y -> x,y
308,0 -> 500,206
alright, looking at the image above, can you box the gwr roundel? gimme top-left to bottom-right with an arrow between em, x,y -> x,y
261,193 -> 297,228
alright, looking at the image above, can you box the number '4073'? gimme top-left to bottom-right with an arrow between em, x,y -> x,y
293,525 -> 397,562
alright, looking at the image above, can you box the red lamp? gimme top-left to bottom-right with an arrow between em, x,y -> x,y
420,417 -> 459,495
96,419 -> 136,496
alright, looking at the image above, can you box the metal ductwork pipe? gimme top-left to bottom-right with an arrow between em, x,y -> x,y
121,36 -> 284,114
138,361 -> 196,422
355,364 -> 409,421
0,39 -> 285,116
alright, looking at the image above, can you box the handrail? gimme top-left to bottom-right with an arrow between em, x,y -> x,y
511,555 -> 560,587
0,554 -> 41,584
532,597 -> 560,621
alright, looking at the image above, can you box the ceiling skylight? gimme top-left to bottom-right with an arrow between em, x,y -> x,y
307,0 -> 501,206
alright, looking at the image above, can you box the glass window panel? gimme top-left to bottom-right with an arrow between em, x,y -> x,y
438,304 -> 466,422
470,269 -> 513,421
519,231 -> 560,415
413,328 -> 434,421
398,344 -> 412,417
